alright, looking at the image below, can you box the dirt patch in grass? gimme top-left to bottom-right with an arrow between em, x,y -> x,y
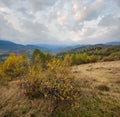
96,84 -> 110,91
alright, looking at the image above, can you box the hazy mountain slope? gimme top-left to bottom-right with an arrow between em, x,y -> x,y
0,40 -> 85,54
0,40 -> 25,51
0,40 -> 120,55
57,44 -> 120,56
105,41 -> 120,45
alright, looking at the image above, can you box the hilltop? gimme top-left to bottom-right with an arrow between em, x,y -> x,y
0,61 -> 120,117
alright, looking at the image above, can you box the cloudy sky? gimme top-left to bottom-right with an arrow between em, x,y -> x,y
0,0 -> 120,45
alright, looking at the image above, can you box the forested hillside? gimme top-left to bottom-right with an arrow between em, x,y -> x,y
57,45 -> 120,65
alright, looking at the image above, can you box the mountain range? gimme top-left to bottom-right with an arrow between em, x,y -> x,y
0,40 -> 86,54
0,40 -> 120,55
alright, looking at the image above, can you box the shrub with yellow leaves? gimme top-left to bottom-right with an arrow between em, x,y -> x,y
0,62 -> 10,85
3,53 -> 28,78
21,58 -> 80,104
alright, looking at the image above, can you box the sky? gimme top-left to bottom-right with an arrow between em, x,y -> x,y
0,0 -> 120,45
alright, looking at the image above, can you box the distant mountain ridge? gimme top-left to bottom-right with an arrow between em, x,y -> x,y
0,40 -> 120,54
0,40 -> 71,54
105,41 -> 120,45
56,42 -> 120,56
0,40 -> 86,54
0,40 -> 25,51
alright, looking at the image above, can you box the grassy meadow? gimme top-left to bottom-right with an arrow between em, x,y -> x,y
0,62 -> 120,116
0,49 -> 120,117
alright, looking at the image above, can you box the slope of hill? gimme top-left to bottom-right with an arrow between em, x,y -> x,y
0,40 -> 32,61
57,44 -> 120,56
0,61 -> 120,117
105,41 -> 120,45
0,40 -> 26,51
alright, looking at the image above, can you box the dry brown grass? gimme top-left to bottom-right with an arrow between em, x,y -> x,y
0,61 -> 120,117
72,60 -> 120,103
0,81 -> 54,117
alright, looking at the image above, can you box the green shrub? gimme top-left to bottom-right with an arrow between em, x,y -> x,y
64,53 -> 99,65
110,52 -> 120,60
32,49 -> 52,65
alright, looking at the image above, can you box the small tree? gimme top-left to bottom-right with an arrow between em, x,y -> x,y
32,49 -> 45,63
32,49 -> 52,68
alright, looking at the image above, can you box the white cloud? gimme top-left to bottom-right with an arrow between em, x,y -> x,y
0,0 -> 120,45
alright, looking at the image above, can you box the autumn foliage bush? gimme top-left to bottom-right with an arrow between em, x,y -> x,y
63,53 -> 98,65
0,63 -> 9,85
21,59 -> 80,103
0,49 -> 83,104
3,53 -> 28,78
